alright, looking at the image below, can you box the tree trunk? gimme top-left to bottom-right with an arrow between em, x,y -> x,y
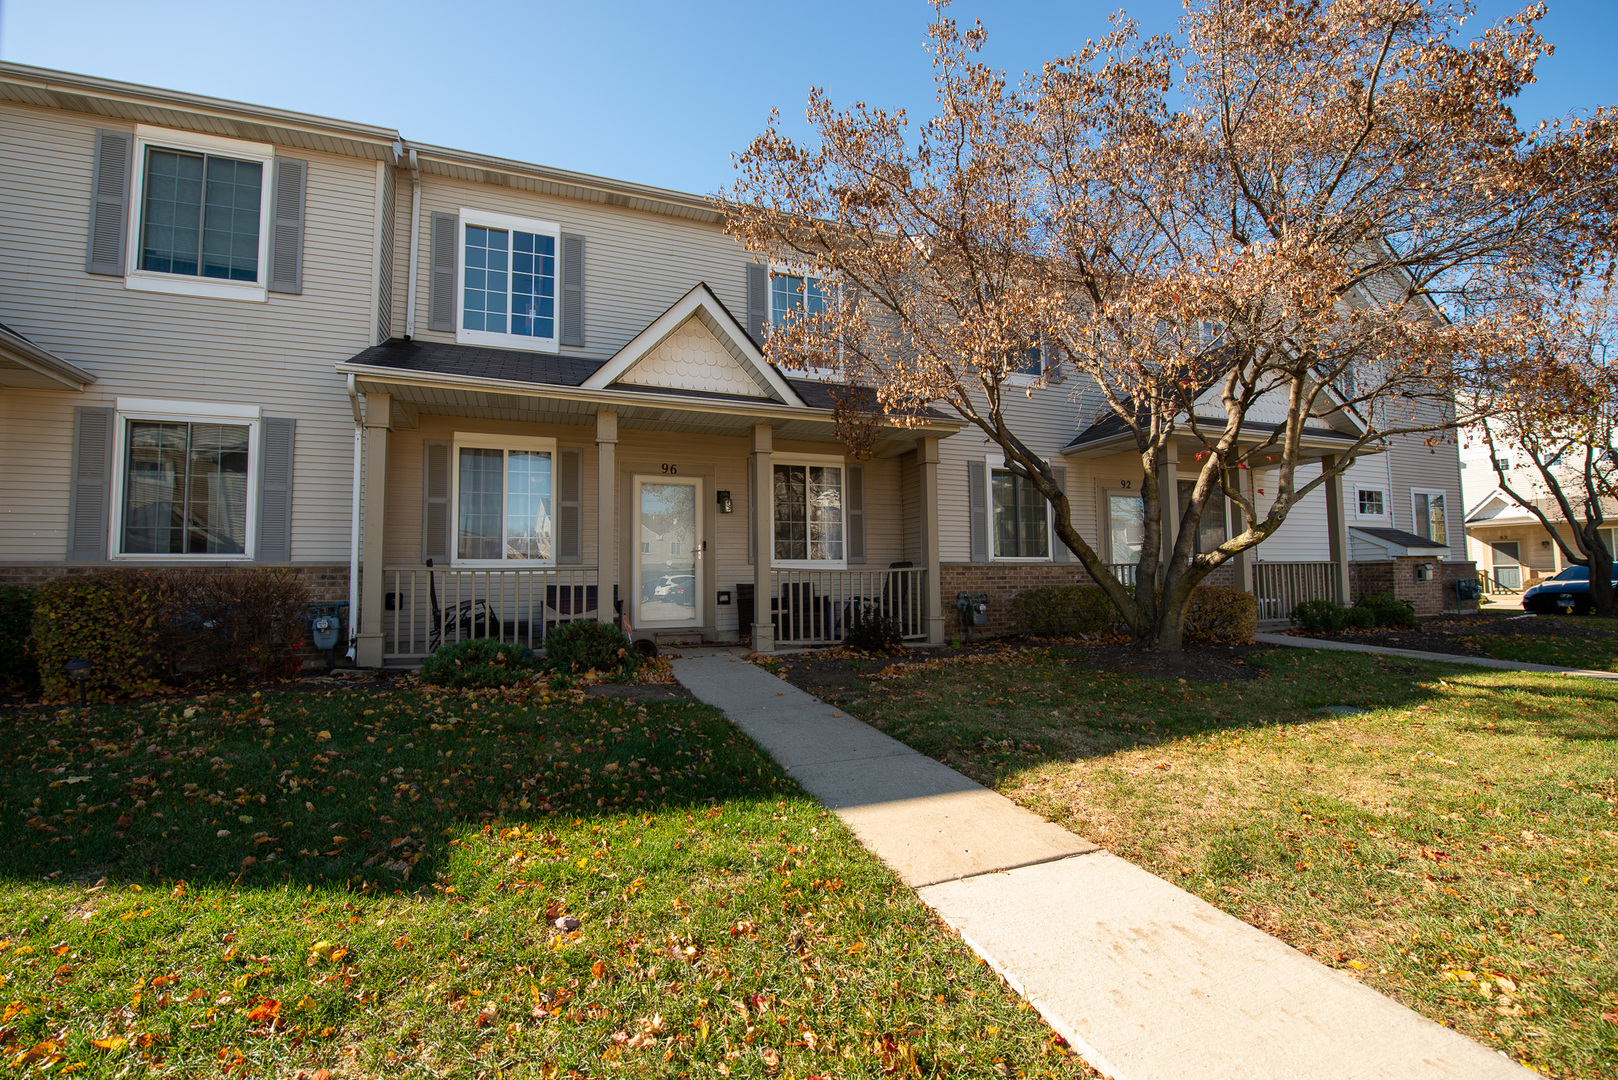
1589,548 -> 1616,618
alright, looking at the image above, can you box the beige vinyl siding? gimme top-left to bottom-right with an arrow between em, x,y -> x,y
1251,462 -> 1331,562
406,176 -> 752,362
382,422 -> 908,638
0,391 -> 77,559
0,101 -> 381,563
1384,424 -> 1464,558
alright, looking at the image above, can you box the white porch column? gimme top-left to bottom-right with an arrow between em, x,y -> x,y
919,436 -> 946,644
751,424 -> 774,652
1156,441 -> 1180,586
1322,454 -> 1353,603
354,392 -> 391,668
1229,466 -> 1254,594
596,411 -> 618,626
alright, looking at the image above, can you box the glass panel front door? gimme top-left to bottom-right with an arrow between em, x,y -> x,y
636,479 -> 701,629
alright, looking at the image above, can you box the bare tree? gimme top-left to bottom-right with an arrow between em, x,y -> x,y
722,0 -> 1617,650
1471,281 -> 1618,615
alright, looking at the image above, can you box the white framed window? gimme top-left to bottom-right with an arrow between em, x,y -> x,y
1412,489 -> 1449,547
109,397 -> 261,560
1356,487 -> 1387,518
125,126 -> 274,302
767,265 -> 845,380
456,208 -> 562,351
1004,342 -> 1045,386
771,454 -> 845,567
1492,452 -> 1514,472
991,462 -> 1050,559
450,433 -> 557,565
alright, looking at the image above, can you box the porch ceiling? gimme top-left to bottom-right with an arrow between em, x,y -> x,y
346,368 -> 955,457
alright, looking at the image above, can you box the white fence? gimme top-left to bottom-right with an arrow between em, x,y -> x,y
768,567 -> 927,645
382,565 -> 600,661
1254,561 -> 1340,620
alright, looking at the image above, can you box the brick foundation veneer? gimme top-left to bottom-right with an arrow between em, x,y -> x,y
940,561 -> 1236,638
1348,558 -> 1478,617
0,564 -> 352,604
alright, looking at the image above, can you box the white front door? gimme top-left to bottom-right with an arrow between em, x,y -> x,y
633,476 -> 702,630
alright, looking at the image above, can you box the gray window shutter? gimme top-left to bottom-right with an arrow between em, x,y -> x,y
1051,465 -> 1069,563
846,464 -> 865,564
967,460 -> 989,563
68,406 -> 114,561
422,440 -> 452,561
268,157 -> 307,294
558,447 -> 583,563
746,455 -> 756,565
85,130 -> 131,276
257,417 -> 296,562
428,212 -> 458,333
560,232 -> 585,347
746,262 -> 768,346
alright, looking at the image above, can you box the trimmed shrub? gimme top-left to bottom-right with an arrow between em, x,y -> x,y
1184,586 -> 1259,644
1008,585 -> 1119,636
1342,605 -> 1378,630
158,569 -> 313,681
0,585 -> 40,697
1291,598 -> 1347,634
1355,591 -> 1418,629
419,638 -> 539,689
32,571 -> 170,703
843,602 -> 904,653
542,619 -> 637,679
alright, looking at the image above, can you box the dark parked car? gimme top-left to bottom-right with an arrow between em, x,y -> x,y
1521,565 -> 1618,615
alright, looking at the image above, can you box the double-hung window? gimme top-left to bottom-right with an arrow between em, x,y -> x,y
991,466 -> 1049,558
126,127 -> 274,300
452,435 -> 556,564
111,399 -> 260,559
1412,490 -> 1448,546
772,459 -> 844,565
769,271 -> 832,329
457,209 -> 561,350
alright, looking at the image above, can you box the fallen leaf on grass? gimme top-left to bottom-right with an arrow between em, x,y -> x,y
90,1036 -> 127,1052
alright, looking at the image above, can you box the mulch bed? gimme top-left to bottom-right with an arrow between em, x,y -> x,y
1282,611 -> 1618,656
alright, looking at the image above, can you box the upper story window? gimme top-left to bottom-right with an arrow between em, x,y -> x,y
452,434 -> 556,564
1357,488 -> 1385,517
992,466 -> 1049,558
123,127 -> 276,302
1008,344 -> 1043,379
769,272 -> 832,328
772,459 -> 844,565
1413,490 -> 1448,546
458,209 -> 560,350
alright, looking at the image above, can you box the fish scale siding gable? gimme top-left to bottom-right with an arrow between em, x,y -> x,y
0,100 -> 383,562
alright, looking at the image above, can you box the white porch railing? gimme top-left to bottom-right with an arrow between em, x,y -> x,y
1254,561 -> 1340,620
768,567 -> 927,645
1104,562 -> 1139,587
382,565 -> 600,661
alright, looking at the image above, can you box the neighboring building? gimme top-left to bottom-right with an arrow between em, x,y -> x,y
0,63 -> 1477,665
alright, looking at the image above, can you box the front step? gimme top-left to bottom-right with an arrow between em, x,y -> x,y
652,632 -> 705,648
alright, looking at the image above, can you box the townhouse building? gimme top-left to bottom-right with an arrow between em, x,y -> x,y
0,64 -> 1475,667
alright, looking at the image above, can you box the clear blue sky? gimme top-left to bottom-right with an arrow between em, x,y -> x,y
2,0 -> 1613,196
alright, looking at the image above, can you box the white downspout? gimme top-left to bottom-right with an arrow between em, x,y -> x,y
346,373 -> 363,661
404,149 -> 421,339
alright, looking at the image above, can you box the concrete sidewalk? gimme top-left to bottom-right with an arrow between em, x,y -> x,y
674,653 -> 1533,1080
1255,632 -> 1618,680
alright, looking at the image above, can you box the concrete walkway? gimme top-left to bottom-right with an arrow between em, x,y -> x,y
673,653 -> 1533,1080
1255,632 -> 1618,680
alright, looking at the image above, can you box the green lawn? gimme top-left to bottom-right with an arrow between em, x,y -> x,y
0,684 -> 1092,1078
1470,633 -> 1618,672
821,646 -> 1618,1080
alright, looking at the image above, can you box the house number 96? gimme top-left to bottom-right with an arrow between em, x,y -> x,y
661,463 -> 678,475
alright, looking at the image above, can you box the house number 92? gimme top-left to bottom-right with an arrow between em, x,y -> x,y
661,463 -> 678,475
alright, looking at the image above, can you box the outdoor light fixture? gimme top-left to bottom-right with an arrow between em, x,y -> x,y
63,658 -> 92,706
716,490 -> 733,514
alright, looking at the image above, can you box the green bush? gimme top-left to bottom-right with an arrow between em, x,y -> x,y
1342,605 -> 1378,629
843,602 -> 904,653
0,585 -> 40,697
419,638 -> 539,689
32,571 -> 170,703
1008,585 -> 1120,636
158,568 -> 313,681
1355,591 -> 1418,629
1184,586 -> 1259,644
1291,598 -> 1347,634
542,619 -> 637,679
